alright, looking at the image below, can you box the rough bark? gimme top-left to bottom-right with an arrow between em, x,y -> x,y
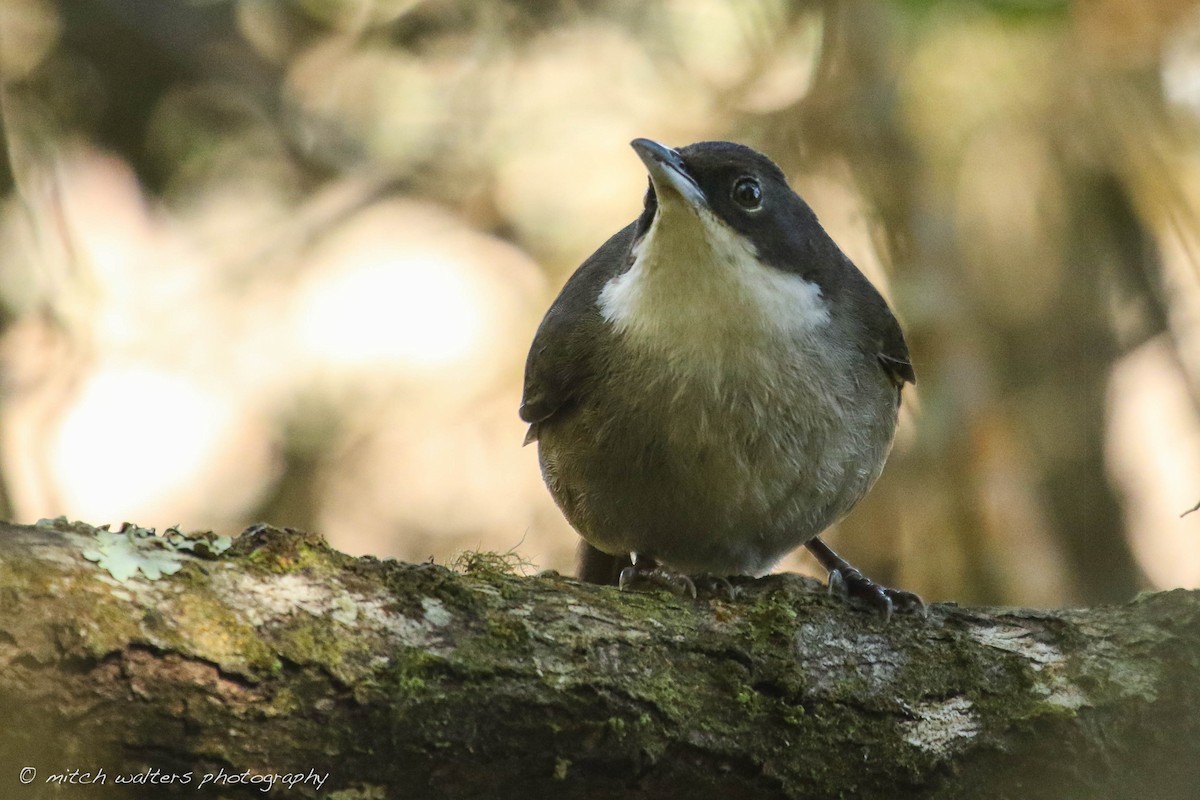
0,518 -> 1197,800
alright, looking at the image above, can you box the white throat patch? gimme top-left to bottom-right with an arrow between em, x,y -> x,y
598,205 -> 831,356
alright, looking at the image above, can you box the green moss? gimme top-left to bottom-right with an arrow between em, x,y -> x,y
376,562 -> 479,620
396,674 -> 427,694
240,540 -> 334,575
485,616 -> 529,646
384,648 -> 449,699
168,598 -> 281,677
76,592 -> 144,656
263,685 -> 303,716
780,703 -> 807,727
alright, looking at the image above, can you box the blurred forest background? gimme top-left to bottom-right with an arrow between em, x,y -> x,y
1,0 -> 1198,607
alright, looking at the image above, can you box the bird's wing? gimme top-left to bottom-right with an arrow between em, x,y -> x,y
877,318 -> 916,389
828,253 -> 916,391
520,223 -> 637,443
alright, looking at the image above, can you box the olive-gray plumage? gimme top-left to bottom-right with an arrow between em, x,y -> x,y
521,139 -> 915,585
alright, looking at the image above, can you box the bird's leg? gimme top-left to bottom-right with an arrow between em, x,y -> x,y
805,536 -> 925,621
576,540 -> 632,585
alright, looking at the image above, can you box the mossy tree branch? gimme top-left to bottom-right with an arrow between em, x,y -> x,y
0,519 -> 1197,800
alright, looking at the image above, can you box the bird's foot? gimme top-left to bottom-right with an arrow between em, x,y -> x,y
805,536 -> 925,622
827,567 -> 925,622
616,563 -> 739,601
618,563 -> 696,598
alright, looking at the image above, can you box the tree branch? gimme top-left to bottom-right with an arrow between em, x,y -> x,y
1,519 -> 1197,799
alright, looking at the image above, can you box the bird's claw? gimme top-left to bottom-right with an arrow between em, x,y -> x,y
827,567 -> 926,622
619,564 -> 697,598
617,566 -> 740,601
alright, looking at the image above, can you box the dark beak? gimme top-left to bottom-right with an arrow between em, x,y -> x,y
630,139 -> 705,208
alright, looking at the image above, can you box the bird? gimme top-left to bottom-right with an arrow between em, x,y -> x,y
520,138 -> 922,617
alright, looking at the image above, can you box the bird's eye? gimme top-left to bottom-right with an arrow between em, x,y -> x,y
731,177 -> 762,210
